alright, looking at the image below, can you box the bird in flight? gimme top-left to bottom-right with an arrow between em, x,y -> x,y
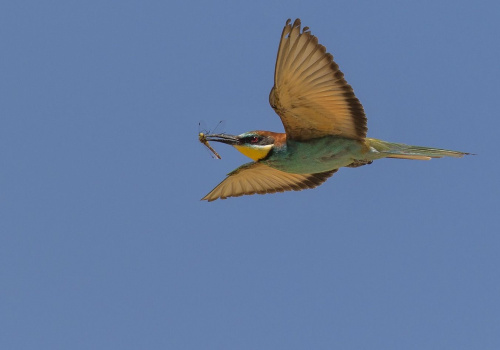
201,19 -> 469,202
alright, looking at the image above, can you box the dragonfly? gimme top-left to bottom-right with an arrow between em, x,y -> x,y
198,121 -> 224,159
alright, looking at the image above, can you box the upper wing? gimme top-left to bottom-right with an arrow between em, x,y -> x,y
269,18 -> 367,141
202,162 -> 337,201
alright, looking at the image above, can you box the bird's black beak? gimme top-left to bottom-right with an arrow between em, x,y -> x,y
204,134 -> 240,146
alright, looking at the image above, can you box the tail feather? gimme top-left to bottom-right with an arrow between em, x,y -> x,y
367,138 -> 470,160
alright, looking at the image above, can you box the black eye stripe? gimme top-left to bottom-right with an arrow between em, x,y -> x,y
242,136 -> 259,143
241,135 -> 274,145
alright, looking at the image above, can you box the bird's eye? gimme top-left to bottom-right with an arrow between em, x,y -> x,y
250,136 -> 259,144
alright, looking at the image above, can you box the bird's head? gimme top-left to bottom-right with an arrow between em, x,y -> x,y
204,131 -> 285,161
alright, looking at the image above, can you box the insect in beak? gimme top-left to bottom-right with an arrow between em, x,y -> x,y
198,132 -> 221,159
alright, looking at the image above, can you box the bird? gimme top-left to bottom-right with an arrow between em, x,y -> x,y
201,18 -> 469,202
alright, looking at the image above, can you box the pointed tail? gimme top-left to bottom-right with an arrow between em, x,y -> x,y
367,138 -> 471,160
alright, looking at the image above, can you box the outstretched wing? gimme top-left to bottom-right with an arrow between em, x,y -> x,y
202,162 -> 337,201
269,18 -> 367,141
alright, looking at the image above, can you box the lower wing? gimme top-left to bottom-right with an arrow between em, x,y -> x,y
202,162 -> 337,201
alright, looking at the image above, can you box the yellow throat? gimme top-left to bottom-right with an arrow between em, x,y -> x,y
234,144 -> 273,161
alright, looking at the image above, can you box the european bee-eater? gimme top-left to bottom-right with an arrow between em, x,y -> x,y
201,19 -> 469,202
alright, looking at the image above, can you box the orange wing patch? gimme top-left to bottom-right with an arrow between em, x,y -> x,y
270,19 -> 367,141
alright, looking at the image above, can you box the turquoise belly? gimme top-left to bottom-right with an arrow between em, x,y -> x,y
263,137 -> 367,174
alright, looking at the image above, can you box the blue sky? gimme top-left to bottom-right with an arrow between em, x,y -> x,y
1,0 -> 499,349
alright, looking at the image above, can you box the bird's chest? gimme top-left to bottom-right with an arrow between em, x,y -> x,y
265,137 -> 365,174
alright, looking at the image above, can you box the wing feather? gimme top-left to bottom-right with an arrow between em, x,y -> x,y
202,162 -> 337,201
270,19 -> 367,141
